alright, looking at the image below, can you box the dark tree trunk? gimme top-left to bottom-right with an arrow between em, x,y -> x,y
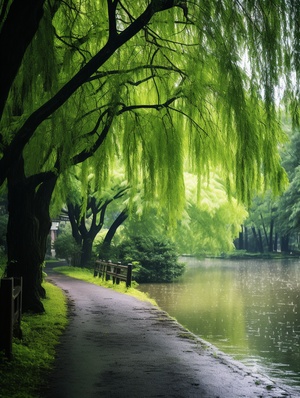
80,237 -> 94,268
258,229 -> 264,253
251,226 -> 259,252
67,203 -> 82,246
260,213 -> 269,249
268,219 -> 274,252
101,209 -> 128,259
274,232 -> 278,252
6,156 -> 57,313
244,226 -> 248,251
281,235 -> 290,253
238,225 -> 244,250
0,0 -> 46,118
103,210 -> 128,247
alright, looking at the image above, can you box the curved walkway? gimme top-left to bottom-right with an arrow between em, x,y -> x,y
42,269 -> 297,398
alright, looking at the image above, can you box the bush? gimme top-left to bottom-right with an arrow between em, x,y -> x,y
118,235 -> 185,283
54,227 -> 81,265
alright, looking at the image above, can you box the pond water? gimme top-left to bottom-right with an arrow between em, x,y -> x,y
138,257 -> 300,391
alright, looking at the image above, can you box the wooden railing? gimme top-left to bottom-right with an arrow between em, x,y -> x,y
0,277 -> 23,360
94,260 -> 132,288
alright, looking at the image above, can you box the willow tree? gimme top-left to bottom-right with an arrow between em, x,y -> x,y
60,165 -> 129,267
0,1 -> 299,311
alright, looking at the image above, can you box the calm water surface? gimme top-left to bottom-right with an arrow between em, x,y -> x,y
139,257 -> 300,391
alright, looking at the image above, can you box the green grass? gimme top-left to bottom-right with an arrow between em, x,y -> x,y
0,282 -> 68,398
53,265 -> 157,306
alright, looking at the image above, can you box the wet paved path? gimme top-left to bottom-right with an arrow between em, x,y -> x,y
43,270 -> 297,398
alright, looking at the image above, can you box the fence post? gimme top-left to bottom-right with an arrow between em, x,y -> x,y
106,260 -> 112,282
126,263 -> 132,288
115,262 -> 122,285
0,278 -> 14,360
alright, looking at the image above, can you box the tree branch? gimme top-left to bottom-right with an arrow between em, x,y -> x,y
0,0 -> 46,118
0,0 -> 184,186
107,0 -> 118,39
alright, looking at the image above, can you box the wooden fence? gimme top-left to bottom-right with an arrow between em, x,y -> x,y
94,260 -> 132,288
0,277 -> 23,360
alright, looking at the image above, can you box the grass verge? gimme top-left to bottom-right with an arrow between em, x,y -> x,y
0,282 -> 68,398
53,265 -> 157,306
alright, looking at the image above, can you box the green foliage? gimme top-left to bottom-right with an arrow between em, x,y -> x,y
0,282 -> 67,398
175,173 -> 248,256
117,235 -> 185,283
1,0 -> 294,215
1,1 -> 298,312
243,123 -> 300,253
54,224 -> 81,265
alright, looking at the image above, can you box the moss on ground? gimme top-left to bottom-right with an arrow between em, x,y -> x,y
0,282 -> 67,398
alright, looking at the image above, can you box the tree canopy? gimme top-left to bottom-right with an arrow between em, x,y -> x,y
1,0 -> 300,311
1,1 -> 297,202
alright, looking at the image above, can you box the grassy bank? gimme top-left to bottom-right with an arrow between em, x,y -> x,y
0,282 -> 67,398
53,265 -> 157,306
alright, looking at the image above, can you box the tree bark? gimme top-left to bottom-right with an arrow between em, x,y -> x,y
101,209 -> 128,259
80,237 -> 94,268
0,0 -> 46,118
268,218 -> 274,252
281,235 -> 290,253
260,213 -> 269,249
251,226 -> 259,252
257,229 -> 264,253
244,226 -> 248,251
6,156 -> 57,313
103,209 -> 128,247
274,232 -> 278,252
238,225 -> 244,250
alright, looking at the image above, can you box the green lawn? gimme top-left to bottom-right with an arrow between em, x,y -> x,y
0,282 -> 67,398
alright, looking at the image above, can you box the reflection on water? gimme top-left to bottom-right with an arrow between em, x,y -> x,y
139,257 -> 300,390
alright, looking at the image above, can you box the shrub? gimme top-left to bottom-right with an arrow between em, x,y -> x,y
118,235 -> 185,283
54,228 -> 81,265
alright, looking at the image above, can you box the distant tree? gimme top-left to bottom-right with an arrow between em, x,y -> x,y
62,167 -> 129,267
242,125 -> 300,254
242,192 -> 278,253
174,173 -> 248,256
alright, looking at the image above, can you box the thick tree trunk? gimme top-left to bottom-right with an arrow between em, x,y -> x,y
103,210 -> 128,247
6,179 -> 44,312
257,229 -> 264,253
101,209 -> 128,259
281,235 -> 290,253
80,237 -> 93,268
67,203 -> 82,246
6,157 -> 56,313
251,226 -> 259,252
